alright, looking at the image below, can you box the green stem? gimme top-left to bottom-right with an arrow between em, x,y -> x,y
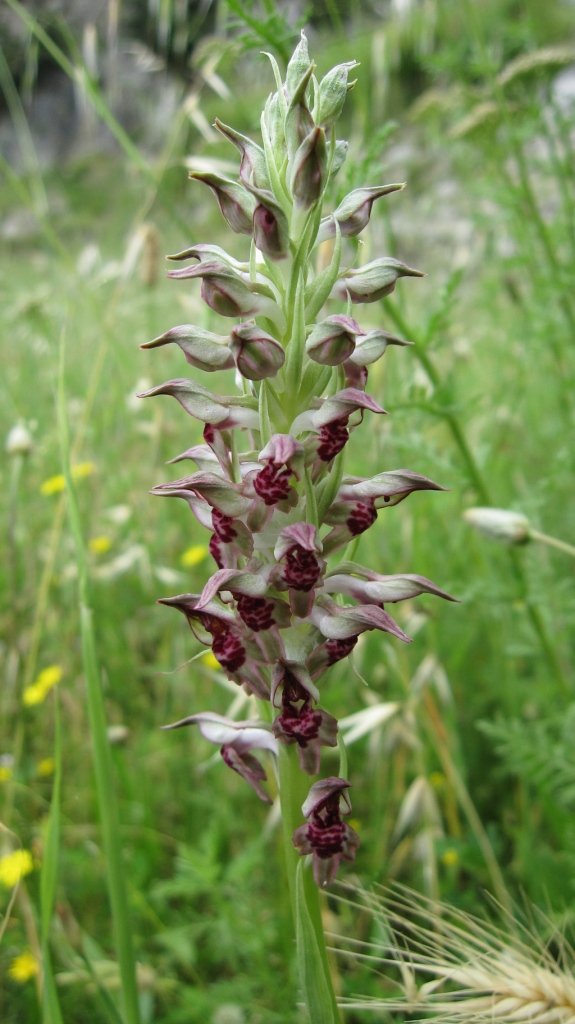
278,746 -> 341,1023
529,529 -> 575,560
269,212 -> 341,1020
507,550 -> 569,697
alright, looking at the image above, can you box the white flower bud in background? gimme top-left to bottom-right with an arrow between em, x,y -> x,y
212,1004 -> 245,1024
107,724 -> 130,745
463,507 -> 531,544
6,423 -> 33,457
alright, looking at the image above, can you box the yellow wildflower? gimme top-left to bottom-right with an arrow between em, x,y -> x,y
40,462 -> 96,495
37,758 -> 55,777
0,765 -> 13,782
201,651 -> 221,671
37,666 -> 62,689
429,771 -> 445,790
181,544 -> 208,567
441,848 -> 459,868
72,461 -> 96,479
23,683 -> 44,706
23,665 -> 63,707
8,950 -> 39,984
0,849 -> 34,888
89,536 -> 112,555
40,474 -> 65,496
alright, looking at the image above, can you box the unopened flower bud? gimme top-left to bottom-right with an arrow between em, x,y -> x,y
285,65 -> 315,164
286,31 -> 311,97
214,119 -> 270,189
319,184 -> 405,242
189,171 -> 255,236
306,314 -> 363,366
141,325 -> 234,372
263,91 -> 285,161
246,185 -> 290,260
167,243 -> 248,273
167,261 -> 285,326
107,724 -> 130,745
6,423 -> 33,456
328,139 -> 349,180
464,507 -> 531,544
290,126 -> 327,209
229,323 -> 285,381
348,328 -> 411,366
332,257 -> 425,303
317,61 -> 359,130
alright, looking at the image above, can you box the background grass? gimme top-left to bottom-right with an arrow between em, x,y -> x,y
1,1 -> 575,1020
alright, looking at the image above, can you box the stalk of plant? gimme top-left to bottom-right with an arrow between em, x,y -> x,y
59,343 -> 142,1024
142,34 -> 454,1019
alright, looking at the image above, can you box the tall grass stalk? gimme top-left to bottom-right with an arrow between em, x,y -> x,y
58,336 -> 142,1024
40,694 -> 64,1024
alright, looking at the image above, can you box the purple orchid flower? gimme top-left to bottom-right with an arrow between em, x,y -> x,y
273,523 -> 326,617
292,778 -> 360,887
162,712 -> 278,804
291,388 -> 387,465
271,660 -> 338,776
157,594 -> 270,698
322,469 -> 448,554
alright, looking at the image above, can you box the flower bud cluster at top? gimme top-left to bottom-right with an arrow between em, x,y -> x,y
142,33 -> 455,889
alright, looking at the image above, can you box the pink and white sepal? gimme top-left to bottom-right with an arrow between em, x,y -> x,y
162,712 -> 278,804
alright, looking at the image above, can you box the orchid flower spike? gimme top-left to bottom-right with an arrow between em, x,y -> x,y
142,34 -> 454,896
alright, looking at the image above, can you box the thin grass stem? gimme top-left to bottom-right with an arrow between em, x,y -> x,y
58,336 -> 142,1024
40,694 -> 64,1024
529,529 -> 575,560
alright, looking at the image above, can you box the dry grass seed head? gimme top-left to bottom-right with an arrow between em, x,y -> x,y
330,884 -> 575,1022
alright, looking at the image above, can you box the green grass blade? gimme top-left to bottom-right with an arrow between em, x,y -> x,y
40,694 -> 64,1024
78,947 -> 125,1024
58,335 -> 142,1024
